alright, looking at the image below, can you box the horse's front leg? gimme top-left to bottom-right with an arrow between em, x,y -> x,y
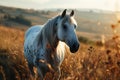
53,67 -> 61,80
37,67 -> 44,80
34,56 -> 44,80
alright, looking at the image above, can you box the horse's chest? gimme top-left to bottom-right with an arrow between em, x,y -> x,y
36,49 -> 61,66
47,49 -> 65,67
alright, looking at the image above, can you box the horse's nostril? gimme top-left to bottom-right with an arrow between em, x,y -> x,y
72,43 -> 76,48
70,43 -> 79,53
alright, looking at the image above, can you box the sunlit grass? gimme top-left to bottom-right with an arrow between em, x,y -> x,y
0,26 -> 120,80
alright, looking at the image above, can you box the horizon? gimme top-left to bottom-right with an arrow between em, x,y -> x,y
0,0 -> 120,11
0,4 -> 119,12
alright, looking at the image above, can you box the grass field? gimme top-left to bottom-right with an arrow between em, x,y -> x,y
0,26 -> 120,80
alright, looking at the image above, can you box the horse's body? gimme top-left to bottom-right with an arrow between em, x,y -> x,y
24,9 -> 79,80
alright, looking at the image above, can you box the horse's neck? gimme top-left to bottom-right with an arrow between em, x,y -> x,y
36,27 -> 58,51
40,19 -> 58,48
36,28 -> 65,66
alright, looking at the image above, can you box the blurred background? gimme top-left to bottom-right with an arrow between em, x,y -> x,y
0,0 -> 120,80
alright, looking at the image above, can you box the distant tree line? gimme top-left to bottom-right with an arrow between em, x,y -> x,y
3,14 -> 32,26
78,36 -> 95,45
40,10 -> 51,15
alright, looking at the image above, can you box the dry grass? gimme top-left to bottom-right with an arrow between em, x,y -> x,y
0,26 -> 32,80
0,26 -> 120,80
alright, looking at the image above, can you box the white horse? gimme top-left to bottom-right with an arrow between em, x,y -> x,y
24,9 -> 79,80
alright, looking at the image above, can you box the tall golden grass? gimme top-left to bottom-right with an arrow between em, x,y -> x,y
0,26 -> 120,80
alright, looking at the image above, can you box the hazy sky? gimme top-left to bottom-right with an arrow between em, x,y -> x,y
0,0 -> 120,11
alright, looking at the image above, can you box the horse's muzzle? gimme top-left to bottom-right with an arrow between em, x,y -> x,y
66,39 -> 80,53
69,42 -> 80,53
70,44 -> 79,53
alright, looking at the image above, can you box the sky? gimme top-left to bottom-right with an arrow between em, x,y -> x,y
0,0 -> 120,11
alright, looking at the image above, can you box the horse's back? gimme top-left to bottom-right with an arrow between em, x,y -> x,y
24,25 -> 43,49
25,25 -> 43,39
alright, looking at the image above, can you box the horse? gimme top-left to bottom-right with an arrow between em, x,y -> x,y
24,9 -> 80,80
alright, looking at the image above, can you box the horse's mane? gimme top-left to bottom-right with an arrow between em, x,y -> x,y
37,15 -> 60,48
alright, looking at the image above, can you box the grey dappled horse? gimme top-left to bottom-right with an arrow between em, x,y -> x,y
24,9 -> 79,80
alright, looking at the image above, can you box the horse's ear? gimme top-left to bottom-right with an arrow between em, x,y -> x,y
70,10 -> 74,16
61,9 -> 67,18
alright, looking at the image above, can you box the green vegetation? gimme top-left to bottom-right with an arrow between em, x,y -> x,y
4,14 -> 31,26
78,36 -> 95,45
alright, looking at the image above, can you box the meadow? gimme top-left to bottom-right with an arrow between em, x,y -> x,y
0,6 -> 120,80
0,25 -> 120,80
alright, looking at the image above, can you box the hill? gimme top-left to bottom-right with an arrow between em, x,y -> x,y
0,5 -> 120,40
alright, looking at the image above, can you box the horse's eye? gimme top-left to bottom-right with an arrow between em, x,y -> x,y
74,24 -> 77,29
63,24 -> 67,30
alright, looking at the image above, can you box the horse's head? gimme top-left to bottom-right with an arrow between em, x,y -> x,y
56,9 -> 80,53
